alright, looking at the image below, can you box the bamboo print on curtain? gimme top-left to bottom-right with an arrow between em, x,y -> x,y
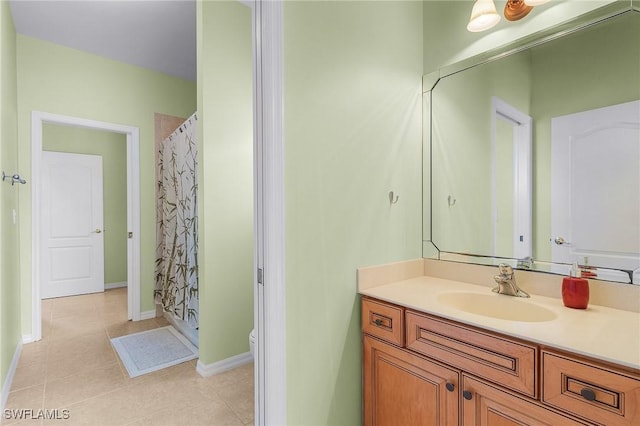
155,113 -> 199,329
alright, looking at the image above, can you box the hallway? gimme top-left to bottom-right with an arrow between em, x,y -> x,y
4,288 -> 254,425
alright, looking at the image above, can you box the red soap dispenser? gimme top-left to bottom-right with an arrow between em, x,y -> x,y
562,262 -> 590,309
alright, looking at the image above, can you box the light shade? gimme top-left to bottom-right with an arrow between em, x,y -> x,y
504,0 -> 533,21
467,0 -> 501,32
525,0 -> 551,5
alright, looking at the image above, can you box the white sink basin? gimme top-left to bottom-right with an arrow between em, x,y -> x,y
437,292 -> 557,323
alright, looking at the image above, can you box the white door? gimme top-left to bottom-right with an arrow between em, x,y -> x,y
41,151 -> 105,299
551,100 -> 640,278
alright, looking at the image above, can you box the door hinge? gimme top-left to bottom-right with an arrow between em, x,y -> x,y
257,268 -> 264,285
128,232 -> 133,239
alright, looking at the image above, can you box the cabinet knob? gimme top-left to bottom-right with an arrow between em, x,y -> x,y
374,319 -> 383,326
463,390 -> 473,400
580,388 -> 596,401
445,382 -> 455,392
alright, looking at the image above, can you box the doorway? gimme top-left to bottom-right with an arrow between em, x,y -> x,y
491,97 -> 533,260
31,111 -> 141,342
40,124 -> 129,302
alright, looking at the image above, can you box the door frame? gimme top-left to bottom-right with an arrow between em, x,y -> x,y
491,97 -> 532,260
251,0 -> 286,424
30,111 -> 141,342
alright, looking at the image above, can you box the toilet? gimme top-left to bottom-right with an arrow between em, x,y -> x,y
249,328 -> 256,358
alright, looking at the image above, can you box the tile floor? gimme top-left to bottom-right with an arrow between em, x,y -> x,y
4,288 -> 254,426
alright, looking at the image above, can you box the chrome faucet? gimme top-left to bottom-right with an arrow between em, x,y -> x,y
492,264 -> 530,298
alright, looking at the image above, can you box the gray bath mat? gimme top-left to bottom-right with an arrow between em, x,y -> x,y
111,325 -> 198,377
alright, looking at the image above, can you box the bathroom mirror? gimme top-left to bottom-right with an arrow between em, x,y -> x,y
424,7 -> 640,284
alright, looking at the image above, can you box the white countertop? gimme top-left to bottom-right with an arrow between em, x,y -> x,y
359,275 -> 640,370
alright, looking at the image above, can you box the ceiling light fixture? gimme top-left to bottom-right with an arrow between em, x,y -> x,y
467,0 -> 501,33
504,0 -> 532,21
468,0 -> 552,32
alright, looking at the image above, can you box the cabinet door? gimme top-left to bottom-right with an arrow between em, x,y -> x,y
461,375 -> 584,426
363,335 -> 459,426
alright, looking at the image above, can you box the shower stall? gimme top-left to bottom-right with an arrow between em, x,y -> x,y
154,112 -> 199,347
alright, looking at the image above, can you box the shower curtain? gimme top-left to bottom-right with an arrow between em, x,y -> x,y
155,112 -> 199,329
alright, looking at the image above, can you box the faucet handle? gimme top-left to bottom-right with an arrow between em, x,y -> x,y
498,263 -> 513,276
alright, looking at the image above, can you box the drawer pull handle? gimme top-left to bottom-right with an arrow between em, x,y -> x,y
374,319 -> 383,326
580,388 -> 596,401
446,382 -> 455,392
463,390 -> 473,400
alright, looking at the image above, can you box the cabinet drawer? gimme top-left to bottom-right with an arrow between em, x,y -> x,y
362,297 -> 404,346
406,310 -> 538,397
542,351 -> 640,425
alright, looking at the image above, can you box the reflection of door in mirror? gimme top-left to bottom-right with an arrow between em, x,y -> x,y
492,97 -> 532,260
551,100 -> 640,283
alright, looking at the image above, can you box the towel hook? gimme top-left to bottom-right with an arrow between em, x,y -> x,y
2,171 -> 26,186
388,191 -> 399,205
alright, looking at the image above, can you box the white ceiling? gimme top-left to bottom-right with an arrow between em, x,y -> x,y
9,0 -> 196,81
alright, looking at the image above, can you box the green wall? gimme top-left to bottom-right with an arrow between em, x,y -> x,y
284,1 -> 423,423
42,124 -> 128,286
197,1 -> 254,363
17,35 -> 196,333
0,0 -> 21,394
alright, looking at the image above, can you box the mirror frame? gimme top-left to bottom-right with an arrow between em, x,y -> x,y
423,2 -> 640,284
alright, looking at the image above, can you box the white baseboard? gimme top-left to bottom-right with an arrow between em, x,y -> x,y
105,281 -> 127,290
139,310 -> 156,321
1,340 -> 23,412
21,334 -> 35,344
196,352 -> 253,378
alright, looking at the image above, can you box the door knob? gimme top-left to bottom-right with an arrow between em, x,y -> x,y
553,236 -> 570,245
94,229 -> 102,234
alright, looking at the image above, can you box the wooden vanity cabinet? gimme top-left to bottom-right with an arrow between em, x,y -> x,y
361,296 -> 640,426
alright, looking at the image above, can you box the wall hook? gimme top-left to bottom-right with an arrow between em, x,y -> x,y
389,191 -> 399,205
2,171 -> 26,186
447,195 -> 456,207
